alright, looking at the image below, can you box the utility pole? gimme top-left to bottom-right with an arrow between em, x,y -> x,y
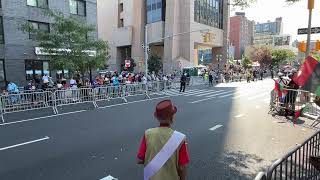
144,25 -> 149,76
306,0 -> 314,57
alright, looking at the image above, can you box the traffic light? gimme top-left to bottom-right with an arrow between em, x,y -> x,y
315,40 -> 320,51
298,41 -> 307,52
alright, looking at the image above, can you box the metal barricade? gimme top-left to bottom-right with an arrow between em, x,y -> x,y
263,130 -> 320,180
94,85 -> 127,104
123,83 -> 148,98
254,172 -> 267,180
270,88 -> 311,116
54,88 -> 95,113
0,91 -> 54,123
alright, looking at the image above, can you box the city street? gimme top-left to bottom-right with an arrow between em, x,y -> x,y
0,79 -> 317,180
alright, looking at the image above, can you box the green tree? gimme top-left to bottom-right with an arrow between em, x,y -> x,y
245,45 -> 272,68
148,54 -> 163,74
271,49 -> 296,69
20,10 -> 109,81
241,55 -> 252,69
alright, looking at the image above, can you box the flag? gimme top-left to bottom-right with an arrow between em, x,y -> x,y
293,56 -> 320,94
274,80 -> 284,97
316,86 -> 320,96
294,106 -> 310,120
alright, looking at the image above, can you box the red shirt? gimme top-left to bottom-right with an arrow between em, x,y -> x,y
137,124 -> 190,166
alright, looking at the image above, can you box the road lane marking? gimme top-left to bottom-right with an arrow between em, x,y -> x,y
234,114 -> 244,118
219,92 -> 240,98
206,91 -> 236,98
100,175 -> 118,180
209,125 -> 223,131
0,136 -> 50,151
195,90 -> 223,96
189,91 -> 236,104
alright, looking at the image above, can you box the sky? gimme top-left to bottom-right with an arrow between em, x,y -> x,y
231,0 -> 320,41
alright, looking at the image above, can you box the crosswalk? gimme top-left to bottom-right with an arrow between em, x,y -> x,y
163,87 -> 271,104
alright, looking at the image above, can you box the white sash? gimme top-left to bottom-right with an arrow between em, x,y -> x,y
144,131 -> 186,180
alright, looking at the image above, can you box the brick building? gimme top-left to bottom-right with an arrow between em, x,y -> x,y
229,12 -> 254,60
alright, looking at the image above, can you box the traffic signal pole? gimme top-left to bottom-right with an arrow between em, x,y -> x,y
306,0 -> 314,57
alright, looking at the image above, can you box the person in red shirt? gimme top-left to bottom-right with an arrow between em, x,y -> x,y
137,100 -> 190,180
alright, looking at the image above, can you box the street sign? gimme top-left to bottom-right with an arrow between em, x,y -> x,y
125,60 -> 131,68
298,27 -> 320,35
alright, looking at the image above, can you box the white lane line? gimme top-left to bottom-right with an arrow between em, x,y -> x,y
189,91 -> 236,104
234,114 -> 244,118
209,125 -> 223,131
1,96 -> 171,126
0,110 -> 88,126
206,91 -> 236,98
189,97 -> 216,104
165,89 -> 207,96
0,136 -> 50,151
100,175 -> 118,180
194,90 -> 222,96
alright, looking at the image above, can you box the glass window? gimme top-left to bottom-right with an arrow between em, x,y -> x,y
29,21 -> 50,40
194,0 -> 223,29
70,0 -> 86,16
77,0 -> 86,16
0,60 -> 5,82
27,0 -> 48,8
69,0 -> 77,14
37,0 -> 48,9
27,0 -> 37,6
146,0 -> 163,24
25,60 -> 50,80
0,17 -> 3,44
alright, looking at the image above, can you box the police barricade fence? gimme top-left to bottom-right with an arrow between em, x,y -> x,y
254,130 -> 320,180
53,88 -> 96,113
0,91 -> 55,123
0,81 -> 189,123
269,88 -> 312,116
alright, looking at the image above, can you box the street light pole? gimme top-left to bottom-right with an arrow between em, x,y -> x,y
306,0 -> 314,57
144,25 -> 149,76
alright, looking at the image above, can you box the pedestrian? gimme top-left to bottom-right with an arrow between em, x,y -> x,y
180,73 -> 187,92
260,69 -> 264,80
137,100 -> 189,180
209,73 -> 213,86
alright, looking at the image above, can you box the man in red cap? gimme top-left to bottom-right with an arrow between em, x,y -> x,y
137,100 -> 190,180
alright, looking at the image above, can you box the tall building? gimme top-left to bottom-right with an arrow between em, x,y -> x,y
97,0 -> 230,73
0,0 -> 97,85
229,12 -> 254,60
253,17 -> 288,46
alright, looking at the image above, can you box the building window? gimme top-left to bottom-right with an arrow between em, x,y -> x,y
27,0 -> 48,9
146,0 -> 163,24
25,60 -> 50,80
0,17 -> 4,44
194,0 -> 223,29
119,19 -> 124,28
119,3 -> 124,12
29,21 -> 50,40
69,0 -> 86,16
0,60 -> 5,82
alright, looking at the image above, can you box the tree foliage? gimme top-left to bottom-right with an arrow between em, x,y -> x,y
241,55 -> 252,69
271,49 -> 296,68
245,45 -> 272,68
20,10 -> 109,78
148,54 -> 163,74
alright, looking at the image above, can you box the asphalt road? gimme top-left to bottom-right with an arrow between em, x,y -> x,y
0,79 -> 316,180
